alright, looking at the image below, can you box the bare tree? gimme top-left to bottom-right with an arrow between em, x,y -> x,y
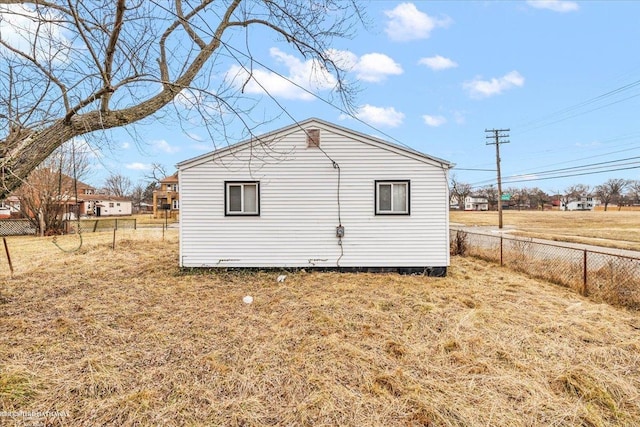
627,180 -> 640,206
595,179 -> 628,211
13,140 -> 90,235
528,187 -> 549,210
129,183 -> 146,213
449,175 -> 472,209
144,163 -> 169,185
503,186 -> 523,210
103,173 -> 132,197
0,1 -> 362,199
479,185 -> 498,211
142,182 -> 158,206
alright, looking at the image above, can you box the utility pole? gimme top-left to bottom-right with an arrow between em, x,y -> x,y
485,128 -> 510,229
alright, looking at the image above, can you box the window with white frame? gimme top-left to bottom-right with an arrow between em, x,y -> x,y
225,182 -> 260,216
172,199 -> 179,210
375,180 -> 410,215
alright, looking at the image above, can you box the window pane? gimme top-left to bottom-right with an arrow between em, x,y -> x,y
379,184 -> 392,211
229,185 -> 241,212
393,183 -> 407,212
244,184 -> 257,213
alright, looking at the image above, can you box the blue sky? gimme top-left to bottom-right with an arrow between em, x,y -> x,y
87,1 -> 640,194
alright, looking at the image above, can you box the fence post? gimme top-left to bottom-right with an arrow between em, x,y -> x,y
500,235 -> 503,266
134,218 -> 137,230
115,218 -> 118,231
582,249 -> 588,296
3,237 -> 14,276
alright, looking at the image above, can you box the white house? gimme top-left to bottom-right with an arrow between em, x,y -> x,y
82,195 -> 133,217
562,196 -> 599,211
464,195 -> 489,211
177,118 -> 453,275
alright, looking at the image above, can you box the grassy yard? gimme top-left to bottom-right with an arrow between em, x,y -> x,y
1,231 -> 639,426
451,210 -> 640,251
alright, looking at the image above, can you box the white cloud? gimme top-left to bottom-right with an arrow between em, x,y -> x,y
152,139 -> 180,154
527,0 -> 579,12
384,3 -> 451,42
423,115 -> 447,127
343,104 -> 405,127
121,142 -> 130,149
226,47 -> 337,100
463,71 -> 525,99
354,53 -> 403,82
327,49 -> 403,83
126,162 -> 151,171
419,55 -> 458,71
326,49 -> 358,70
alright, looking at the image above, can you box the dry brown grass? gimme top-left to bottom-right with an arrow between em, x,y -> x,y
1,231 -> 640,426
451,210 -> 640,251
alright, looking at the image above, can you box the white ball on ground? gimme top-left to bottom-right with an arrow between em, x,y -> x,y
243,295 -> 254,304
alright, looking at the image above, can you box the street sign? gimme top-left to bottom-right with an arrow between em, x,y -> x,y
501,194 -> 511,201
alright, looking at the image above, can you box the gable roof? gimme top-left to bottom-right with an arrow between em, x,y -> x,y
159,173 -> 178,184
177,118 -> 454,170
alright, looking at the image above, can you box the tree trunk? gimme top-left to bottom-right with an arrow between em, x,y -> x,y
37,210 -> 45,237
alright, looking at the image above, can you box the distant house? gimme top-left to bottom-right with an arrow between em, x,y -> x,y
139,202 -> 154,214
464,195 -> 489,211
64,181 -> 132,217
81,195 -> 133,217
153,173 -> 179,219
177,118 -> 453,275
0,196 -> 21,219
12,175 -> 132,219
562,196 -> 599,211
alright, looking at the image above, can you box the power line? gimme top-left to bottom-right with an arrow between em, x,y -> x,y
469,151 -> 640,187
515,92 -> 640,135
469,157 -> 640,189
500,164 -> 640,185
514,79 -> 640,134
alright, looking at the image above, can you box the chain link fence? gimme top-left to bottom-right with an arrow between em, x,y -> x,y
451,229 -> 640,309
66,218 -> 137,233
0,228 -> 178,277
0,218 -> 139,236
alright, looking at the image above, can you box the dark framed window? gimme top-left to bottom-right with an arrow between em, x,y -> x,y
225,181 -> 260,216
375,180 -> 410,215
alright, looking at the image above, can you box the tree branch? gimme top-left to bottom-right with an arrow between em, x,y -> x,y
101,0 -> 126,112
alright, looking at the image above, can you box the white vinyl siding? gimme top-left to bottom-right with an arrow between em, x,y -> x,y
178,120 -> 450,268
